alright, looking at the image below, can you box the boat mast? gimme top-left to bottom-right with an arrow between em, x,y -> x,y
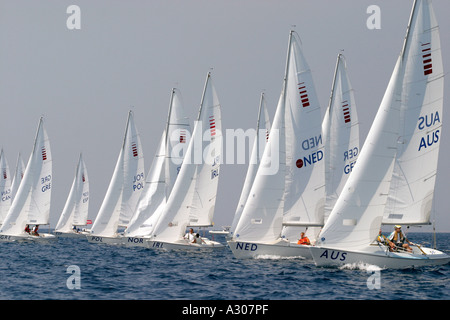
401,0 -> 417,60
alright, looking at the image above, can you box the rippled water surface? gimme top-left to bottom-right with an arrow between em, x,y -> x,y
0,232 -> 448,301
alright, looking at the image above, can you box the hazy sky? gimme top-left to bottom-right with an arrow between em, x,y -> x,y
0,0 -> 449,233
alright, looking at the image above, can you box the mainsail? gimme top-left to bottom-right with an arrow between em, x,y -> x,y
55,153 -> 89,233
229,92 -> 271,237
125,88 -> 191,237
322,54 -> 360,220
0,117 -> 52,236
90,111 -> 145,237
150,72 -> 222,242
0,149 -> 12,224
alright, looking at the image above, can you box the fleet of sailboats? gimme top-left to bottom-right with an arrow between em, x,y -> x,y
309,0 -> 449,268
0,0 -> 447,269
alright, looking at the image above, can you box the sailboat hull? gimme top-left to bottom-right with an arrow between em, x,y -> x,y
146,238 -> 225,251
55,231 -> 89,238
122,236 -> 151,247
86,235 -> 123,245
309,245 -> 450,269
0,233 -> 57,242
228,239 -> 312,259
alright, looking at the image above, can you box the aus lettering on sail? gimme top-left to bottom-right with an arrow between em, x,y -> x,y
418,111 -> 440,152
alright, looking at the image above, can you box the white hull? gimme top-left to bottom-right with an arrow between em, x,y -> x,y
86,235 -> 123,245
122,236 -> 151,247
0,233 -> 57,242
227,239 -> 312,259
55,231 -> 89,238
147,238 -> 225,250
310,244 -> 450,269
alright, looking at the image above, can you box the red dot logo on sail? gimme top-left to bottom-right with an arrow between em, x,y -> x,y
2,170 -> 7,179
422,43 -> 433,76
342,100 -> 351,123
298,82 -> 310,108
132,143 -> 138,157
42,147 -> 47,161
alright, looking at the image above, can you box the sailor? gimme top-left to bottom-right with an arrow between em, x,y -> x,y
297,232 -> 310,245
192,233 -> 204,244
32,225 -> 40,236
25,225 -> 31,234
184,228 -> 195,242
388,225 -> 412,252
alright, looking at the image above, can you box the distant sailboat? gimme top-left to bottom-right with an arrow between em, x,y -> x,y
88,111 -> 145,244
55,153 -> 89,237
147,72 -> 224,250
310,0 -> 449,268
0,117 -> 55,242
228,31 -> 324,259
10,153 -> 25,202
224,92 -> 271,239
123,88 -> 191,247
0,149 -> 12,226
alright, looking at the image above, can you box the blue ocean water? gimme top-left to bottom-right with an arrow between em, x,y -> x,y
0,232 -> 448,301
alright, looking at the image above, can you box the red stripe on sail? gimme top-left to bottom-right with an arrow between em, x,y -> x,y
132,143 -> 138,157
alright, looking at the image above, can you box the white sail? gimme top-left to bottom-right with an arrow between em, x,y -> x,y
125,88 -> 191,237
233,31 -> 324,244
150,72 -> 222,242
90,111 -> 145,237
229,92 -> 271,237
0,117 -> 52,236
232,92 -> 286,243
322,54 -> 360,220
317,0 -> 443,251
282,31 -> 325,229
10,153 -> 25,202
55,153 -> 89,233
382,0 -> 443,226
0,149 -> 12,224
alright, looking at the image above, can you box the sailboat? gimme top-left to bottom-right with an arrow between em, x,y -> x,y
0,149 -> 12,226
122,88 -> 191,247
10,153 -> 25,202
146,72 -> 224,250
0,117 -> 56,242
55,153 -> 90,237
310,0 -> 449,269
228,30 -> 324,259
88,110 -> 145,244
322,54 -> 360,224
223,93 -> 271,239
